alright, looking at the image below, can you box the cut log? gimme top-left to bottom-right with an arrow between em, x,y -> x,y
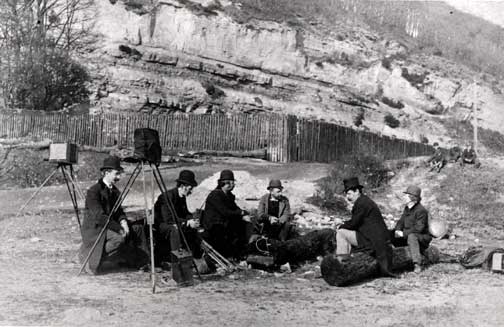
321,245 -> 440,286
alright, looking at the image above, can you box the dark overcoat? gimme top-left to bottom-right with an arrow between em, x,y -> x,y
79,179 -> 126,273
154,187 -> 192,235
340,194 -> 390,258
396,202 -> 432,243
203,188 -> 242,229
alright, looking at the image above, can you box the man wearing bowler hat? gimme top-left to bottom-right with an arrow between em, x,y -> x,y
153,170 -> 203,265
392,185 -> 432,273
79,156 -> 149,274
256,179 -> 296,241
203,169 -> 252,260
336,177 -> 396,278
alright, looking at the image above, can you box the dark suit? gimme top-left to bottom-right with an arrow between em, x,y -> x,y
340,194 -> 393,274
203,188 -> 251,259
393,202 -> 432,264
154,187 -> 202,262
79,179 -> 148,274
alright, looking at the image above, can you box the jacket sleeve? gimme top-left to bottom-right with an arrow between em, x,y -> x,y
207,191 -> 243,220
86,188 -> 123,233
340,200 -> 366,230
279,197 -> 291,224
257,195 -> 269,222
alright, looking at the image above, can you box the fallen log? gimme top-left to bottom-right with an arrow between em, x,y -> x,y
246,228 -> 336,269
321,245 -> 440,286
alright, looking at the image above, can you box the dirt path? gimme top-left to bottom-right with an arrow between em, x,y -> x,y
1,159 -> 504,326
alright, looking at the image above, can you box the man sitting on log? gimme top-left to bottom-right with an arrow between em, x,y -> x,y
202,170 -> 254,261
335,177 -> 397,278
153,170 -> 203,266
391,185 -> 432,273
256,179 -> 297,241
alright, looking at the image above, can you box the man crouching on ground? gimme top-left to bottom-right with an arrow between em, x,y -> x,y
335,177 -> 397,278
79,156 -> 149,274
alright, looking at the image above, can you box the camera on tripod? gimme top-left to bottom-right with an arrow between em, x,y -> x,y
49,143 -> 78,164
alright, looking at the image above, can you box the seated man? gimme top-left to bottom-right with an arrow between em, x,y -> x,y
256,179 -> 297,241
391,185 -> 432,273
460,143 -> 481,168
153,170 -> 202,265
79,156 -> 149,275
335,177 -> 396,278
427,143 -> 446,173
202,170 -> 253,260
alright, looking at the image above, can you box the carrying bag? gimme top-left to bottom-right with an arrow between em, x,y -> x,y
460,246 -> 504,270
133,128 -> 162,165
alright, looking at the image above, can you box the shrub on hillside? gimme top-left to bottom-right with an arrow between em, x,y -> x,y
381,96 -> 404,109
384,113 -> 400,128
353,110 -> 365,127
308,153 -> 391,213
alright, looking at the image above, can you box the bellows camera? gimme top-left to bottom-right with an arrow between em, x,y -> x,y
133,128 -> 162,165
49,143 -> 78,164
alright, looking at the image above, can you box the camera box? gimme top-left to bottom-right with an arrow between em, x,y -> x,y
49,143 -> 78,164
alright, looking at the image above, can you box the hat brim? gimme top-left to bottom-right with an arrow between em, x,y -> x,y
176,179 -> 197,187
100,166 -> 124,172
267,186 -> 283,190
343,185 -> 363,193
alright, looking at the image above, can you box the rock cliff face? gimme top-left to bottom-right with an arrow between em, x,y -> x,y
85,0 -> 504,149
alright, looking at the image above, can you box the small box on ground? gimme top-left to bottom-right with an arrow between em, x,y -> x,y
491,253 -> 504,273
49,143 -> 78,164
171,249 -> 194,287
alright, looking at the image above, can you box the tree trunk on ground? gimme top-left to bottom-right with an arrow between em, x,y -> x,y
321,245 -> 440,286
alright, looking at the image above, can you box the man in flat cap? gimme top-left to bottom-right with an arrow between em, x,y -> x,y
202,170 -> 252,260
335,177 -> 396,278
154,170 -> 202,265
392,185 -> 432,273
256,179 -> 296,241
79,156 -> 149,274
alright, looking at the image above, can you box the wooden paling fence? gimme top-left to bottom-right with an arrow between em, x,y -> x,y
0,111 -> 433,162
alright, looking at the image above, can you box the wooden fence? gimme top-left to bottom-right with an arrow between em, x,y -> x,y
0,110 -> 433,162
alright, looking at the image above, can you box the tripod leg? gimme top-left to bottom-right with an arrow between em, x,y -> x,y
61,165 -> 81,230
68,164 -> 86,204
78,162 -> 142,276
16,165 -> 60,217
141,162 -> 156,294
152,164 -> 202,281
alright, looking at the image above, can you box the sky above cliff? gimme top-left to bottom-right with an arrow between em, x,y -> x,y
443,0 -> 504,27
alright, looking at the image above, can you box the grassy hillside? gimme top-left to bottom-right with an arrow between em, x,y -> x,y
226,0 -> 504,79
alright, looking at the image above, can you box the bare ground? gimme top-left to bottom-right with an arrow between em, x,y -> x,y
1,157 -> 504,326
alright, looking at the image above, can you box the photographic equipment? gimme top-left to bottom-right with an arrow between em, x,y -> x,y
78,129 -> 201,293
133,128 -> 162,166
49,143 -> 78,164
17,143 -> 84,230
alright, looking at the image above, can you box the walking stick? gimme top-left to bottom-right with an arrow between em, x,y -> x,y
141,161 -> 156,293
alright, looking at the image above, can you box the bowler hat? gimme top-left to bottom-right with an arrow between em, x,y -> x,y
176,170 -> 197,187
404,185 -> 421,199
343,177 -> 363,193
267,179 -> 283,190
100,156 -> 124,171
218,170 -> 235,181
